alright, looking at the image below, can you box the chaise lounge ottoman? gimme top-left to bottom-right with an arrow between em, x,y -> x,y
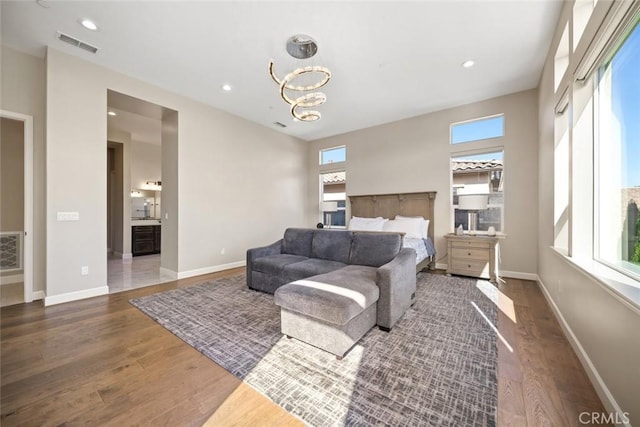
274,265 -> 380,359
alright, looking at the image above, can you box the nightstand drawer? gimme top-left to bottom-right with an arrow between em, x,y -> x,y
451,248 -> 490,261
450,239 -> 492,249
450,259 -> 490,278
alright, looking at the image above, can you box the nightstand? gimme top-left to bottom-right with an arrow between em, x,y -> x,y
444,234 -> 502,282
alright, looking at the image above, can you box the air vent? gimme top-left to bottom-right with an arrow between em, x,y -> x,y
273,121 -> 287,128
57,32 -> 99,54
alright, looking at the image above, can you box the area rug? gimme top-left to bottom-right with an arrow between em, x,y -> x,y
130,273 -> 498,426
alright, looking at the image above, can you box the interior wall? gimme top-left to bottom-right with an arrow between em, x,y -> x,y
107,147 -> 114,252
307,89 -> 539,276
0,45 -> 46,294
538,1 -> 640,422
107,129 -> 133,256
113,143 -> 124,255
131,140 -> 161,190
161,110 -> 178,273
1,118 -> 24,233
45,47 -> 307,300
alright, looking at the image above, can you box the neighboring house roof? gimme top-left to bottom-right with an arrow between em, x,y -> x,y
452,160 -> 503,172
323,171 -> 346,184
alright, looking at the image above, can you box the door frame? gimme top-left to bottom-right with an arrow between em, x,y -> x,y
1,110 -> 34,303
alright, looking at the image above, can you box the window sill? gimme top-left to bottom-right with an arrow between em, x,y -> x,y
550,247 -> 640,314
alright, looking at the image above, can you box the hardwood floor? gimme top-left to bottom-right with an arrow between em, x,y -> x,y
1,270 -> 608,426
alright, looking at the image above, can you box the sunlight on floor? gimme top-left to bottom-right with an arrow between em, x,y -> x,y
470,301 -> 514,353
475,280 -> 517,323
209,335 -> 365,425
202,382 -> 304,426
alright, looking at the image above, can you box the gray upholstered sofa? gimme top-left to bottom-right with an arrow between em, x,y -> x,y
246,228 -> 416,358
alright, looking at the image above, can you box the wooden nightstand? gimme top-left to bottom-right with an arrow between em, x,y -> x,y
444,234 -> 502,282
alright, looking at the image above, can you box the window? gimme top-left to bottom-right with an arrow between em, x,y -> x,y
573,0 -> 595,51
320,171 -> 346,227
452,151 -> 504,233
595,19 -> 640,279
320,146 -> 346,165
451,115 -> 504,144
554,23 -> 570,92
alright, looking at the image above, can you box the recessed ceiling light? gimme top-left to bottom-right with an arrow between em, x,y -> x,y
80,19 -> 98,31
462,60 -> 475,68
108,111 -> 116,116
221,84 -> 232,92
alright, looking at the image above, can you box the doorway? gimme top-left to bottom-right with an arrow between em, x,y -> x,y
106,91 -> 176,292
0,111 -> 33,306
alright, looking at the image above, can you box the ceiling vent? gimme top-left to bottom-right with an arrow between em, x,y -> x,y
57,32 -> 99,54
273,121 -> 287,128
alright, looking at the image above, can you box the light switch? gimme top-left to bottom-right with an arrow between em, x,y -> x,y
57,211 -> 80,221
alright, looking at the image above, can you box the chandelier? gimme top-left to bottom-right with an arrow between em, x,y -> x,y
268,35 -> 331,122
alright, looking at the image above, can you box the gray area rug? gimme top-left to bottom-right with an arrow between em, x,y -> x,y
130,273 -> 498,426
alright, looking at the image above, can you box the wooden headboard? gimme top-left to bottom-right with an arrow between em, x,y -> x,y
348,191 -> 437,243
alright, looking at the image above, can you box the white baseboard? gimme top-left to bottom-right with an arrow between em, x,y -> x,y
159,267 -> 178,280
112,251 -> 133,260
0,274 -> 24,286
500,270 -> 538,281
44,285 -> 109,306
176,261 -> 246,280
536,276 -> 629,427
32,290 -> 45,301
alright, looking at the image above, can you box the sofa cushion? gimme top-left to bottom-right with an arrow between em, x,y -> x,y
282,228 -> 315,257
349,232 -> 402,267
252,254 -> 308,276
284,258 -> 346,282
274,265 -> 379,325
311,229 -> 353,263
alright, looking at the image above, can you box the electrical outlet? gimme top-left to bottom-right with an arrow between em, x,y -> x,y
221,248 -> 226,255
81,266 -> 89,275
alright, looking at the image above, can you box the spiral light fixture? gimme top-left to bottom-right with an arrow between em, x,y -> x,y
269,35 -> 331,122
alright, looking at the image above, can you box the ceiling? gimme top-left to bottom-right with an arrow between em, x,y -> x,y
1,1 -> 563,141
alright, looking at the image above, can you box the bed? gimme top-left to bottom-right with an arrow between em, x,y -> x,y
348,191 -> 437,272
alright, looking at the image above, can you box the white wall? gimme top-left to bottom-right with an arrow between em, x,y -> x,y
307,89 -> 539,276
45,47 -> 307,301
0,46 -> 46,294
131,140 -> 161,190
537,1 -> 640,422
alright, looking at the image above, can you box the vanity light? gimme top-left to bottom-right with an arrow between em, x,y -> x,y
108,111 -> 116,116
462,60 -> 475,68
80,19 -> 98,31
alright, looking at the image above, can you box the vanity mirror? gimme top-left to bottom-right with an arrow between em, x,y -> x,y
131,189 -> 161,219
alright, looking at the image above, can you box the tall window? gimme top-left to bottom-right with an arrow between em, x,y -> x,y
595,19 -> 640,279
320,146 -> 346,165
321,171 -> 346,227
319,146 -> 346,227
452,151 -> 504,233
451,115 -> 504,144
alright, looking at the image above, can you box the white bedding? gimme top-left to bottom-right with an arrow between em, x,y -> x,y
403,237 -> 431,265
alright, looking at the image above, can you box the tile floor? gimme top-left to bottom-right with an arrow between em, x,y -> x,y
108,254 -> 174,293
2,255 -> 171,306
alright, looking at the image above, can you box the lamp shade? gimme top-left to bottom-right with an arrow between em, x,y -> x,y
322,201 -> 338,212
458,194 -> 488,210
